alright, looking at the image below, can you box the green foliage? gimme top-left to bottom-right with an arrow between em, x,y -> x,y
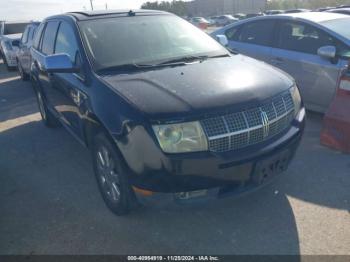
141,1 -> 187,16
267,0 -> 350,10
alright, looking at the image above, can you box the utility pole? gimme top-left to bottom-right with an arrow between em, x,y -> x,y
90,0 -> 94,11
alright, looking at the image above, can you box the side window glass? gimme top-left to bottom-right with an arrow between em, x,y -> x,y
225,26 -> 239,41
21,27 -> 29,44
41,21 -> 59,55
54,22 -> 79,64
30,27 -> 36,41
237,20 -> 275,46
277,21 -> 342,55
33,23 -> 45,49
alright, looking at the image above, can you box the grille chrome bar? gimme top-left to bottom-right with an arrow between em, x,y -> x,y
201,91 -> 295,152
206,108 -> 294,140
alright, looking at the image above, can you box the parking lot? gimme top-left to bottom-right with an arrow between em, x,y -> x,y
0,57 -> 349,255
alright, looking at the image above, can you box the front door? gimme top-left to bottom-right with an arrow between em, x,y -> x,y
271,20 -> 349,112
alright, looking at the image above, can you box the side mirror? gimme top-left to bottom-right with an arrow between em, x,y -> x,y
44,53 -> 79,73
216,34 -> 229,47
12,40 -> 20,47
318,45 -> 336,60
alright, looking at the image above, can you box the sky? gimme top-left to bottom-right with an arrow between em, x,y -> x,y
0,0 -> 161,21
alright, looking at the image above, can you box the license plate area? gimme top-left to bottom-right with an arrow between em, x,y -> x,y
252,150 -> 291,185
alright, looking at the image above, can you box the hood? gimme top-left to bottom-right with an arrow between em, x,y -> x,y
101,55 -> 294,120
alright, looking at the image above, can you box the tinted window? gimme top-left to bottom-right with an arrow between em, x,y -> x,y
4,23 -> 28,34
225,26 -> 240,41
54,22 -> 79,64
29,27 -> 36,41
79,15 -> 227,71
236,20 -> 275,46
41,21 -> 59,55
277,21 -> 349,55
21,27 -> 29,44
33,23 -> 45,49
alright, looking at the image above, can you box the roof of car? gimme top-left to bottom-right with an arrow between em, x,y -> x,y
328,8 -> 350,12
62,9 -> 169,21
276,11 -> 348,22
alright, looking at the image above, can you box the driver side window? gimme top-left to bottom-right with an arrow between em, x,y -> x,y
54,21 -> 79,65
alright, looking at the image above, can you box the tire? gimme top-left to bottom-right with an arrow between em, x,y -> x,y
34,86 -> 60,128
18,60 -> 29,81
92,133 -> 136,216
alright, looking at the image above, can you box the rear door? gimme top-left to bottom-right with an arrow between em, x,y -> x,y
224,19 -> 276,63
270,20 -> 349,112
17,26 -> 29,68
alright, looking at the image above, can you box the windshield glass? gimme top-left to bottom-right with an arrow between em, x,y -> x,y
79,15 -> 228,71
4,23 -> 28,35
321,18 -> 350,40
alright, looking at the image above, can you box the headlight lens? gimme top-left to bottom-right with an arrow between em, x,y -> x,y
152,121 -> 208,153
290,84 -> 302,115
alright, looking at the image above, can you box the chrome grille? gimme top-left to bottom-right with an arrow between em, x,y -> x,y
202,91 -> 295,153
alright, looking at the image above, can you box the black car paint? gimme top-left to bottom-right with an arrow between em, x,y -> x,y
30,11 -> 305,196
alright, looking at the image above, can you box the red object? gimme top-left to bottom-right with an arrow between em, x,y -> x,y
198,22 -> 208,30
321,71 -> 350,153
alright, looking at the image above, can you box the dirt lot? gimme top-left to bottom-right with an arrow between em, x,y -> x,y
0,58 -> 349,255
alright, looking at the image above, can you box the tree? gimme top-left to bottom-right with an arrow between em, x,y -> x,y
141,1 -> 187,16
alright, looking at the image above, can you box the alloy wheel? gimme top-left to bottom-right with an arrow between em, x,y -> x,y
96,145 -> 122,203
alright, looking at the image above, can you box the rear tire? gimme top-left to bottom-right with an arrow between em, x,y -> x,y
18,60 -> 29,81
34,86 -> 60,128
92,133 -> 136,216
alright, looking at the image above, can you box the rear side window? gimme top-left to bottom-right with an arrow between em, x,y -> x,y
33,23 -> 45,49
277,21 -> 347,55
235,20 -> 275,46
41,21 -> 59,55
54,22 -> 79,63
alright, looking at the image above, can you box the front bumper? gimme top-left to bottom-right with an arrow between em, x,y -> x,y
116,108 -> 305,198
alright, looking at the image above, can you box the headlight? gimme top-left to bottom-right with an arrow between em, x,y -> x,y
290,84 -> 301,115
152,121 -> 208,153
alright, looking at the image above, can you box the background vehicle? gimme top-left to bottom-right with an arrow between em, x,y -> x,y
327,8 -> 350,15
245,13 -> 264,19
16,22 -> 40,80
30,10 -> 304,216
0,21 -> 29,55
216,15 -> 238,26
190,17 -> 210,29
265,10 -> 284,15
284,9 -> 310,14
0,34 -> 21,69
212,12 -> 350,113
233,13 -> 246,20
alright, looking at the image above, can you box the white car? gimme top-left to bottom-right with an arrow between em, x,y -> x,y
1,34 -> 21,69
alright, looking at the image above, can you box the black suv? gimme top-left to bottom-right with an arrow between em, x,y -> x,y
30,10 -> 305,216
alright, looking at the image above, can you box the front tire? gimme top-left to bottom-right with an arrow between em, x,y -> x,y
92,133 -> 135,216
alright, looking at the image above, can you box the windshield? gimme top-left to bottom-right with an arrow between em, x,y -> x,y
4,23 -> 28,35
79,15 -> 228,71
321,18 -> 350,40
